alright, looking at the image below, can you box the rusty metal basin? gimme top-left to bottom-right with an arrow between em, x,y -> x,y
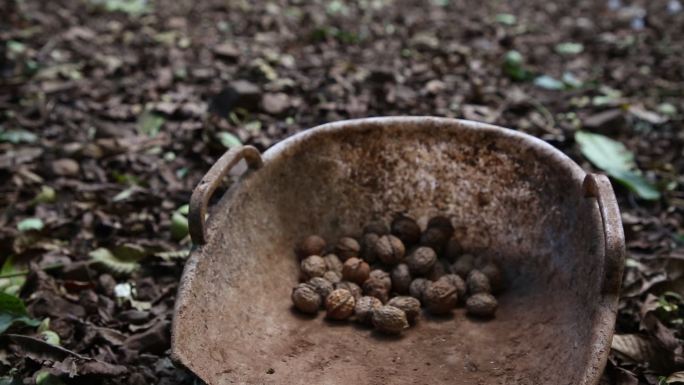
171,117 -> 625,385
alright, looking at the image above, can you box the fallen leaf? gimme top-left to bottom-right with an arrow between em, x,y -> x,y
0,292 -> 40,334
666,371 -> 684,383
534,75 -> 565,90
0,129 -> 38,144
575,131 -> 660,200
217,132 -> 242,149
89,248 -> 140,276
611,333 -> 660,363
137,111 -> 165,137
495,13 -> 516,25
17,218 -> 44,232
555,42 -> 584,55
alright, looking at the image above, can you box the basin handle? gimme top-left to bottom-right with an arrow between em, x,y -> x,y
582,173 -> 626,295
189,146 -> 263,245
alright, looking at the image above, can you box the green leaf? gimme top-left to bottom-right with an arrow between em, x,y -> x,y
0,292 -> 40,334
37,318 -> 50,333
495,13 -> 516,25
503,50 -> 532,81
561,72 -> 583,89
177,204 -> 189,215
217,132 -> 242,149
40,330 -> 61,346
35,371 -> 66,385
112,186 -> 137,202
674,234 -> 684,245
0,256 -> 26,296
610,169 -> 661,201
137,111 -> 165,137
575,131 -> 660,200
658,103 -> 677,117
155,249 -> 190,261
171,212 -> 189,241
7,41 -> 26,55
555,42 -> 584,55
34,186 -> 56,204
592,86 -> 623,106
17,218 -> 44,232
575,131 -> 635,172
0,129 -> 38,144
89,248 -> 140,276
90,0 -> 150,15
534,75 -> 565,90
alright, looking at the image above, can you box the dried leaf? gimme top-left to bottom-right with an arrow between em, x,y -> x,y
611,334 -> 660,363
666,372 -> 684,383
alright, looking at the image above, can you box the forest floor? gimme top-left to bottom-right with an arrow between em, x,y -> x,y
1,0 -> 683,384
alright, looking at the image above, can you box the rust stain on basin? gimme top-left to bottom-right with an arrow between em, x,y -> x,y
172,117 -> 625,385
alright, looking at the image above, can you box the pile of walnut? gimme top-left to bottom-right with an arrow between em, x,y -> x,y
291,215 -> 503,335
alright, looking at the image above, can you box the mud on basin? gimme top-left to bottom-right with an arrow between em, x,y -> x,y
171,117 -> 624,385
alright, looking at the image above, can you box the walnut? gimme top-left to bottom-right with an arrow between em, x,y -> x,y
466,293 -> 498,317
363,221 -> 389,235
300,255 -> 326,278
441,274 -> 466,298
342,257 -> 370,284
308,277 -> 334,301
323,270 -> 341,283
372,305 -> 409,334
335,237 -> 360,261
362,278 -> 389,303
420,217 -> 453,255
354,296 -> 382,325
374,235 -> 405,265
450,253 -> 475,278
297,235 -> 326,259
390,263 -> 412,294
291,283 -> 320,314
323,253 -> 343,274
368,269 -> 392,291
419,227 -> 451,255
425,260 -> 447,281
423,279 -> 458,315
427,216 -> 454,232
334,281 -> 362,299
360,233 -> 380,263
407,246 -> 437,275
444,236 -> 462,262
467,269 -> 491,295
387,296 -> 421,324
325,289 -> 356,320
391,216 -> 421,246
408,278 -> 430,302
480,261 -> 503,293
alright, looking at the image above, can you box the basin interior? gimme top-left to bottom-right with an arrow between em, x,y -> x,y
172,118 -> 609,385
